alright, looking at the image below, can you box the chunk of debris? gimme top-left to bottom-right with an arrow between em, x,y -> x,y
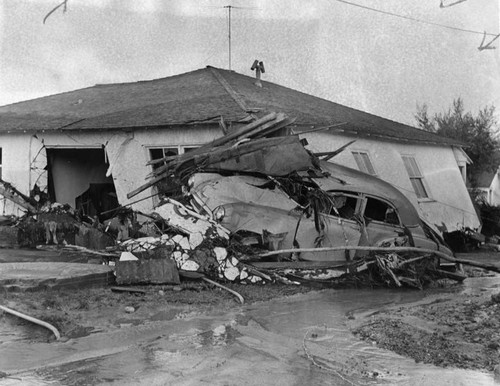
119,111 -> 478,290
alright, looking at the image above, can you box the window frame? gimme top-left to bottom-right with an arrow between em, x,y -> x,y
324,191 -> 361,221
360,194 -> 402,227
401,155 -> 430,200
351,150 -> 376,176
148,145 -> 200,170
147,145 -> 200,202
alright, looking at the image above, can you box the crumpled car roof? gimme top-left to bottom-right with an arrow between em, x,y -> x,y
313,161 -> 421,226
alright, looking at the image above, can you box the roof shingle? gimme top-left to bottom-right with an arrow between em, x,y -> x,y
0,66 -> 462,146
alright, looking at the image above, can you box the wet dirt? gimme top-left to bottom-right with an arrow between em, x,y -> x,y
352,270 -> 500,373
1,252 -> 500,385
1,283 -> 497,385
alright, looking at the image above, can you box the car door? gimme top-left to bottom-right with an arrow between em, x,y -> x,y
360,194 -> 407,248
297,191 -> 362,262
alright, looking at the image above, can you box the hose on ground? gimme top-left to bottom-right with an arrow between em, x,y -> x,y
0,304 -> 61,340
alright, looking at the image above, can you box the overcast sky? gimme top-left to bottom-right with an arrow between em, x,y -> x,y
0,0 -> 499,126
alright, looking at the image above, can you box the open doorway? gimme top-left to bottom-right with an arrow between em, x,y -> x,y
46,148 -> 118,220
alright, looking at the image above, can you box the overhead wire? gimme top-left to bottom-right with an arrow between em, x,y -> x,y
334,0 -> 498,37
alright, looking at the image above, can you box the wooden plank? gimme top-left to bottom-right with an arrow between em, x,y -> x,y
314,140 -> 356,161
0,185 -> 35,211
110,286 -> 147,294
235,113 -> 286,140
253,117 -> 297,139
147,112 -> 277,166
249,260 -> 348,270
129,114 -> 282,199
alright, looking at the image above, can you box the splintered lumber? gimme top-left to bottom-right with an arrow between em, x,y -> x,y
129,113 -> 281,199
235,112 -> 286,140
147,114 -> 292,180
254,117 -> 297,139
259,246 -> 500,274
249,261 -> 349,270
0,185 -> 36,212
147,112 -> 277,167
314,140 -> 356,161
62,244 -> 120,258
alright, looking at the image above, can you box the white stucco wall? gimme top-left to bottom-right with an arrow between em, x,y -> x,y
484,173 -> 500,206
0,127 -> 481,232
0,125 -> 222,215
301,131 -> 480,232
0,133 -> 32,216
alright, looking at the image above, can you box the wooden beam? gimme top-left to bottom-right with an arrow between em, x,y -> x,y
147,112 -> 278,166
249,260 -> 349,270
0,186 -> 35,211
258,245 -> 500,274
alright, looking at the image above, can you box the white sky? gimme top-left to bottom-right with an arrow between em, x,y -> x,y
0,0 -> 499,126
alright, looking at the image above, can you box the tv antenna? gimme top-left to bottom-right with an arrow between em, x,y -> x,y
221,5 -> 259,70
439,0 -> 467,8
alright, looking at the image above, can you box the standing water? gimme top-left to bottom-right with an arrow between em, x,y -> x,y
1,277 -> 499,385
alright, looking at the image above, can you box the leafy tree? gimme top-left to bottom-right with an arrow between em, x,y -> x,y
415,98 -> 500,187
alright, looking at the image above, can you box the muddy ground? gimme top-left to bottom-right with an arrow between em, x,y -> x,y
352,264 -> 500,372
2,251 -> 500,375
1,280 -> 313,341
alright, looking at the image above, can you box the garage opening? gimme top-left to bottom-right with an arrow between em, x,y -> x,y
46,148 -> 118,220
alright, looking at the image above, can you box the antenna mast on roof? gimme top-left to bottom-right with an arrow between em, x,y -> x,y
222,5 -> 258,70
224,5 -> 233,70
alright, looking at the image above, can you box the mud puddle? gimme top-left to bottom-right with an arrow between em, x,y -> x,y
1,277 -> 499,385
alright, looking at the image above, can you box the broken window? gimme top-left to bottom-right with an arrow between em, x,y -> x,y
401,155 -> 428,199
352,151 -> 376,175
149,147 -> 179,171
149,146 -> 199,170
149,146 -> 199,199
364,196 -> 400,225
328,193 -> 358,220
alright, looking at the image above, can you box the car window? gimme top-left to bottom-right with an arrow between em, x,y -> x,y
364,196 -> 400,225
327,193 -> 359,220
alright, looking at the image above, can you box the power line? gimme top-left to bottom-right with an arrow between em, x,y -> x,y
334,0 -> 498,37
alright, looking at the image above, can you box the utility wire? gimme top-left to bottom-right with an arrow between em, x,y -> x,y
334,0 -> 498,37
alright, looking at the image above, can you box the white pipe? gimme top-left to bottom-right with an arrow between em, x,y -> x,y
202,277 -> 244,304
0,304 -> 61,340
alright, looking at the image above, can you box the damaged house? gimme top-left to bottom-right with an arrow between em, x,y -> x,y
0,66 -> 479,235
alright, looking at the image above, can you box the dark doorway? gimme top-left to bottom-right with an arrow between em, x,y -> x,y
46,148 -> 118,219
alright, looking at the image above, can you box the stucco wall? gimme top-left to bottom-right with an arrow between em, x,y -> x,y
302,132 -> 480,232
487,173 -> 500,206
0,127 -> 480,232
0,133 -> 32,216
0,125 -> 222,215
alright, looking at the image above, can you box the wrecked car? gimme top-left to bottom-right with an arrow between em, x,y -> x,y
189,161 -> 453,262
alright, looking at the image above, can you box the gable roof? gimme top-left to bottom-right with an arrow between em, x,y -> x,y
0,66 -> 462,146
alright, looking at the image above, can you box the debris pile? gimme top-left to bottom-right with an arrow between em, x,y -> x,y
1,112 -> 494,294
114,199 -> 266,285
118,112 -> 472,290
